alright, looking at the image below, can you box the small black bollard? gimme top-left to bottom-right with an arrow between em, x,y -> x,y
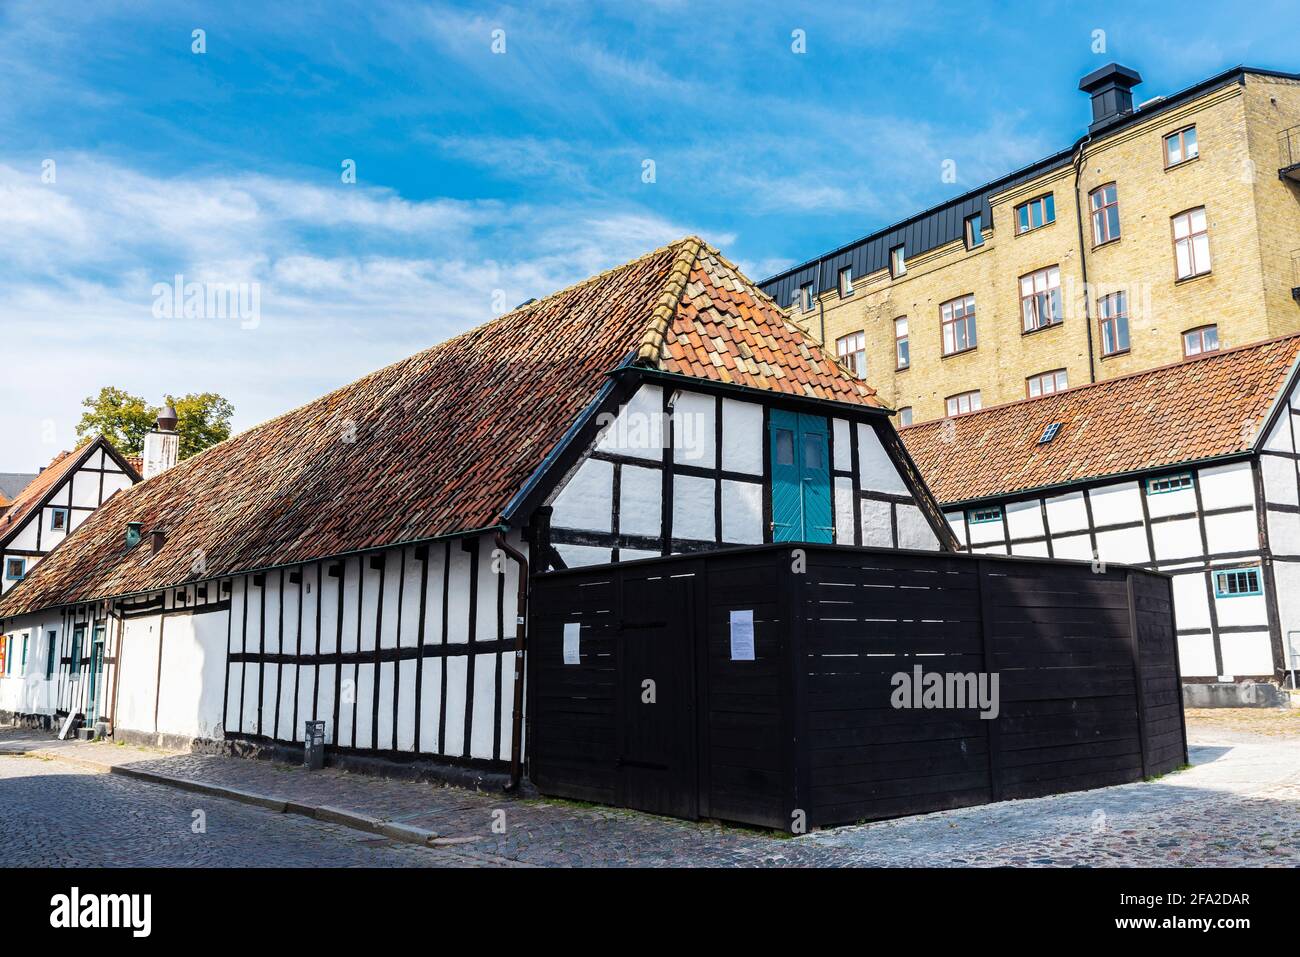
304,720 -> 326,770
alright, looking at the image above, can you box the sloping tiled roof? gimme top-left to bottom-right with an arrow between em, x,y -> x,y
0,473 -> 37,503
0,450 -> 78,544
0,238 -> 880,618
902,335 -> 1300,505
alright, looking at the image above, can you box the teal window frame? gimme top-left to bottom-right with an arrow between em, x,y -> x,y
4,558 -> 24,581
1214,567 -> 1262,598
968,506 -> 1003,525
20,634 -> 28,674
45,631 -> 57,680
69,625 -> 84,677
1146,472 -> 1193,495
49,507 -> 69,531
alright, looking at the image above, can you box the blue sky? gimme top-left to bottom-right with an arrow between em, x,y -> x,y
1,0 -> 1296,470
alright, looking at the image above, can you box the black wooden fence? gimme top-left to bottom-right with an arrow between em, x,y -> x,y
527,544 -> 1186,831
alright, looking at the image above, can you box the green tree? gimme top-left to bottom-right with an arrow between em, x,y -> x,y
76,387 -> 154,455
168,392 -> 234,460
76,388 -> 234,460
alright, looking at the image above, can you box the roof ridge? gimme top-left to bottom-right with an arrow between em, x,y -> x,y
634,236 -> 704,365
901,332 -> 1300,432
697,240 -> 882,401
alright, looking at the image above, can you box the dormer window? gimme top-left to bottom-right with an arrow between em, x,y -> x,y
889,245 -> 906,278
838,266 -> 854,297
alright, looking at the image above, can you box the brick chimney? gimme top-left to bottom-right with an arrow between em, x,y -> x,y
141,404 -> 179,480
1079,63 -> 1142,133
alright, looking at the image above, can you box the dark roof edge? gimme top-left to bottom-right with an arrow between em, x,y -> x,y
760,64 -> 1296,288
937,451 -> 1254,511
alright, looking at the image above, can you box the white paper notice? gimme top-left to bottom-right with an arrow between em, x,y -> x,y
729,609 -> 755,661
563,622 -> 581,665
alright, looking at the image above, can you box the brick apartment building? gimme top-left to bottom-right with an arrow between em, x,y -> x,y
760,63 -> 1300,426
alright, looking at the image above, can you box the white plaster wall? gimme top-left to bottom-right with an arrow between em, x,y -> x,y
555,544 -> 611,567
1262,454 -> 1298,506
896,505 -> 939,550
1005,499 -> 1044,540
1271,561 -> 1300,671
1089,482 -> 1143,526
721,399 -> 763,474
551,459 -> 614,532
153,610 -> 230,739
1178,633 -> 1217,677
1199,461 -> 1255,509
967,516 -> 1005,546
1220,632 -> 1274,677
672,391 -> 715,467
1213,589 -> 1267,629
1204,509 -> 1260,555
1051,534 -> 1093,562
1171,572 -> 1212,629
1044,491 -> 1088,533
1152,519 -> 1201,562
1095,525 -> 1151,565
833,419 -> 852,472
596,384 -> 663,460
619,464 -> 661,538
673,474 -> 715,541
860,499 -> 892,547
856,423 -> 908,495
833,477 -> 855,544
1145,483 -> 1198,519
722,480 -> 763,544
116,616 -> 161,733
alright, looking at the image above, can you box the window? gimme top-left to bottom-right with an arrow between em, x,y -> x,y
836,331 -> 866,378
1090,183 -> 1120,245
946,390 -> 981,416
894,317 -> 910,369
898,407 -> 913,427
1027,369 -> 1068,398
775,428 -> 795,466
838,266 -> 854,297
1172,207 -> 1211,279
1020,265 -> 1063,332
1183,324 -> 1219,357
964,212 -> 984,249
1214,566 -> 1262,598
968,506 -> 1002,524
45,631 -> 57,680
20,634 -> 27,674
50,507 -> 69,531
4,558 -> 24,581
1164,126 -> 1199,167
1147,472 -> 1193,495
796,283 -> 815,313
941,294 -> 977,355
1098,291 -> 1130,356
1,635 -> 9,675
889,245 -> 906,278
1038,422 -> 1064,444
69,625 -> 84,677
1015,194 -> 1055,234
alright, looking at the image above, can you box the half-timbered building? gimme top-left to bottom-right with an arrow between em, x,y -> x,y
903,334 -> 1300,697
0,239 -> 951,771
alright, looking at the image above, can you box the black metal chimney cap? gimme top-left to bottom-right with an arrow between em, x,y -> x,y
1079,62 -> 1142,93
156,404 -> 178,432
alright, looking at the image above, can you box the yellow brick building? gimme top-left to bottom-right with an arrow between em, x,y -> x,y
761,64 -> 1300,426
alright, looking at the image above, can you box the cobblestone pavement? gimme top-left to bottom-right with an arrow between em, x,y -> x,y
2,711 -> 1298,867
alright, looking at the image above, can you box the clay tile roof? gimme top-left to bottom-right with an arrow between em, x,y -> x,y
902,334 -> 1300,505
0,450 -> 79,543
0,238 -> 881,618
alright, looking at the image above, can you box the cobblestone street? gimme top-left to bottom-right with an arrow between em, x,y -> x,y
1,710 -> 1297,867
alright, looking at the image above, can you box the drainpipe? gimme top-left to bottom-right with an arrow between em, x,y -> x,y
1072,134 -> 1098,384
494,529 -> 529,792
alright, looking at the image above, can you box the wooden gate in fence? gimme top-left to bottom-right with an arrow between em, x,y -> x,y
527,544 -> 1186,831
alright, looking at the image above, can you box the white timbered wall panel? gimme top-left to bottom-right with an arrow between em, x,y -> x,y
944,455 -> 1278,681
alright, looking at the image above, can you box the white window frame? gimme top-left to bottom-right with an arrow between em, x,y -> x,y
945,390 -> 981,417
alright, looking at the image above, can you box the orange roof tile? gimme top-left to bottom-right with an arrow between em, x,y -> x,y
902,335 -> 1300,504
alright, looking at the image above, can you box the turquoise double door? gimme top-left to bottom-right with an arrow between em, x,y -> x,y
769,409 -> 833,543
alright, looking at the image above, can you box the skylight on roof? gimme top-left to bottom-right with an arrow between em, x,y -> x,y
1038,422 -> 1063,445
